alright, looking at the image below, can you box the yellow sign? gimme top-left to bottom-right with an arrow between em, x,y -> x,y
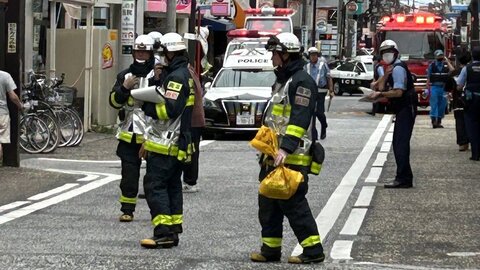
102,43 -> 114,69
109,30 -> 118,41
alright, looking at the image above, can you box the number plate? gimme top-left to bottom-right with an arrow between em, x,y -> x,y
236,114 -> 255,125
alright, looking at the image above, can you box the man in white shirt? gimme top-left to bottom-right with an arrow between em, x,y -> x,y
0,70 -> 23,162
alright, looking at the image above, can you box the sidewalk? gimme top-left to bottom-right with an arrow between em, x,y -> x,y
353,114 -> 480,269
0,132 -> 117,206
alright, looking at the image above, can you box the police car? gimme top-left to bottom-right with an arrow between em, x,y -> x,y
329,58 -> 374,95
203,48 -> 275,137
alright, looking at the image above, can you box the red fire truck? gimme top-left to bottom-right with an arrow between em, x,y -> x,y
375,12 -> 454,109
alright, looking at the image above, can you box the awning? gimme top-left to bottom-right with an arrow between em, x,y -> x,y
202,17 -> 236,31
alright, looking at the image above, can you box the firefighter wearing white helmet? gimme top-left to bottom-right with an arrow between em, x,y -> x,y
249,33 -> 325,264
369,39 -> 417,188
139,32 -> 195,249
108,34 -> 155,223
305,46 -> 332,140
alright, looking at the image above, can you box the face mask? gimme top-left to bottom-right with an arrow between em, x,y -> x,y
158,55 -> 168,67
382,52 -> 395,65
135,59 -> 146,64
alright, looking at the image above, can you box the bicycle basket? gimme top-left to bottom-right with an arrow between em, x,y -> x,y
50,86 -> 77,106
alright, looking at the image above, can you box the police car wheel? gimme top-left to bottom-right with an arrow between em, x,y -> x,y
333,82 -> 342,96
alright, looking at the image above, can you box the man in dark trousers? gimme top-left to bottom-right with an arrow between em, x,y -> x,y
455,46 -> 480,161
109,34 -> 155,222
250,33 -> 325,264
369,40 -> 417,188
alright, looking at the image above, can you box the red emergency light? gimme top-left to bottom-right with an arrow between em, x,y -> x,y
244,7 -> 294,16
396,15 -> 406,23
227,29 -> 279,38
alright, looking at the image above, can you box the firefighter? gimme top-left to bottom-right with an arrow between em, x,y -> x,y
250,33 -> 325,264
305,47 -> 333,140
369,40 -> 417,188
139,32 -> 195,248
427,49 -> 454,128
455,46 -> 480,161
109,34 -> 155,222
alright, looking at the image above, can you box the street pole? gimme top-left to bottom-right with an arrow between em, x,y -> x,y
337,0 -> 344,59
311,0 -> 317,46
167,0 -> 177,32
471,0 -> 479,47
2,0 -> 24,167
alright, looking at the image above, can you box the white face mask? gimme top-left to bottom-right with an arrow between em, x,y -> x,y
158,55 -> 168,66
135,59 -> 146,64
382,53 -> 395,64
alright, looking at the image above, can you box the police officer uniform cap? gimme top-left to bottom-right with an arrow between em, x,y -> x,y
434,50 -> 444,57
379,40 -> 398,53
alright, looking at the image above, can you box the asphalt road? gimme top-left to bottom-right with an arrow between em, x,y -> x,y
1,95 -> 477,269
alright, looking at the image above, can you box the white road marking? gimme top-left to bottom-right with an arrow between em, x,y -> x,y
380,141 -> 392,152
446,252 -> 480,257
365,167 -> 382,183
330,240 -> 353,260
200,140 -> 215,147
0,173 -> 120,225
340,208 -> 368,235
354,186 -> 376,207
0,201 -> 30,213
372,152 -> 388,167
388,123 -> 395,132
77,174 -> 100,182
292,115 -> 392,256
27,183 -> 79,201
384,132 -> 393,142
45,169 -> 119,177
33,158 -> 121,164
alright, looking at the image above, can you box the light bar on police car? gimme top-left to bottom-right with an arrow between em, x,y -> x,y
244,7 -> 294,16
227,29 -> 279,39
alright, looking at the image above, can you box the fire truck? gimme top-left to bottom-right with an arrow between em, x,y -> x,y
375,12 -> 454,108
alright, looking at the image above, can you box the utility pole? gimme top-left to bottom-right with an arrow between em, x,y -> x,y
311,0 -> 317,46
471,0 -> 479,47
167,0 -> 177,32
1,0 -> 24,167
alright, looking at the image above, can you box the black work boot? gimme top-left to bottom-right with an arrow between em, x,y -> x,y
320,127 -> 327,140
437,118 -> 444,128
250,246 -> 281,262
432,117 -> 438,128
288,253 -> 325,264
140,234 -> 175,249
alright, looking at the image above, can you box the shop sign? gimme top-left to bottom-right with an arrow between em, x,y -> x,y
102,43 -> 114,69
8,23 -> 16,54
121,0 -> 135,55
146,0 -> 192,14
211,0 -> 230,16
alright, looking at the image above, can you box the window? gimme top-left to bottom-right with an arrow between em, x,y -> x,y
384,31 -> 445,59
337,62 -> 356,72
245,18 -> 292,32
213,69 -> 276,88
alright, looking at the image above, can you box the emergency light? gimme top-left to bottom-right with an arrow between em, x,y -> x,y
227,29 -> 278,39
396,15 -> 406,23
244,7 -> 294,16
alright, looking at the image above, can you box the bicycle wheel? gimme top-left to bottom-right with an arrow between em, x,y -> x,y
54,109 -> 75,147
65,108 -> 84,147
19,114 -> 51,154
37,112 -> 60,153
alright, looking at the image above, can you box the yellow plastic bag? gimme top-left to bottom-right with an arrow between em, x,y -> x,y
259,165 -> 304,200
249,126 -> 278,157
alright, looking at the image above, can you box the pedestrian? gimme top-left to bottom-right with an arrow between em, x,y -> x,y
250,33 -> 325,264
109,34 -> 155,222
455,46 -> 480,161
182,64 -> 205,193
427,50 -> 454,128
369,40 -> 417,188
139,32 -> 194,248
452,51 -> 471,152
0,70 -> 23,163
305,47 -> 333,140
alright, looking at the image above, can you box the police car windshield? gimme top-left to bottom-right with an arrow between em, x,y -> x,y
226,43 -> 265,58
245,18 -> 292,32
214,69 -> 276,88
385,31 -> 444,59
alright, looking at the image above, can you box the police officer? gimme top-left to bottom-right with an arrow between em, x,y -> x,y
369,40 -> 416,188
455,46 -> 480,161
250,33 -> 325,264
305,47 -> 333,139
427,50 -> 454,128
109,34 -> 155,222
139,32 -> 195,248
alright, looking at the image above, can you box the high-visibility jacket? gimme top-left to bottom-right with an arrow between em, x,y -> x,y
142,56 -> 195,162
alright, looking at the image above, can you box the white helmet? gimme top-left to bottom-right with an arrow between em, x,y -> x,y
148,31 -> 163,42
307,47 -> 319,54
134,34 -> 155,51
266,32 -> 302,53
379,40 -> 398,53
160,32 -> 187,52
